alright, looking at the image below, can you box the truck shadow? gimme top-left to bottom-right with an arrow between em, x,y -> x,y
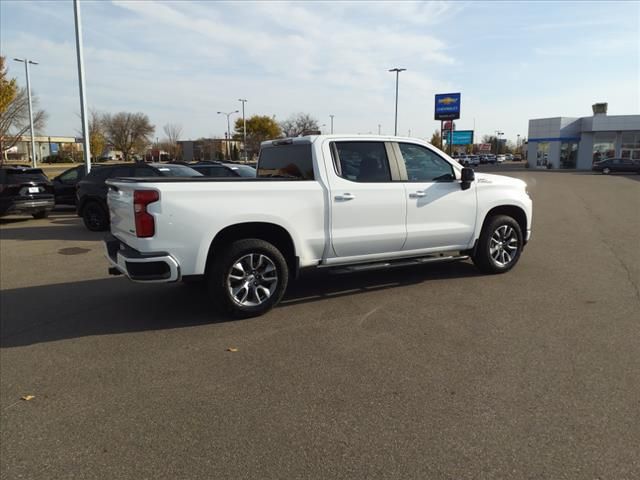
0,212 -> 100,242
0,261 -> 479,348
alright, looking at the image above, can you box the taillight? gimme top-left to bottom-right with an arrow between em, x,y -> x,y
133,190 -> 159,238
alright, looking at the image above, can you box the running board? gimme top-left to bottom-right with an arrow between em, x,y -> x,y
328,254 -> 470,274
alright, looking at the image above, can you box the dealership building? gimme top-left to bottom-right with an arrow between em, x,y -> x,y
526,104 -> 640,170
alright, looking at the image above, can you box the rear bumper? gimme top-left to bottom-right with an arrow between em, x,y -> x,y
104,234 -> 180,283
2,198 -> 55,215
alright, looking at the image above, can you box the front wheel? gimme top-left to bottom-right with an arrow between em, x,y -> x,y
472,215 -> 523,274
208,239 -> 289,318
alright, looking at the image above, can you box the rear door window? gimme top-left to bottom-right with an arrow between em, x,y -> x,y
332,141 -> 391,182
6,169 -> 49,184
258,144 -> 314,179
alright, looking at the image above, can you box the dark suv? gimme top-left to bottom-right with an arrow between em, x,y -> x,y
52,164 -> 104,205
0,166 -> 55,219
76,162 -> 201,231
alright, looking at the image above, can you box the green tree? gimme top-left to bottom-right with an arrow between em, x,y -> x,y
233,115 -> 281,159
0,56 -> 17,114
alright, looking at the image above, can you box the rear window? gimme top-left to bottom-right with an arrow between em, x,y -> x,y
257,144 -> 314,180
230,165 -> 256,177
3,168 -> 49,184
153,165 -> 202,177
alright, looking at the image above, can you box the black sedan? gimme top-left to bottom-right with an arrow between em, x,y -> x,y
76,162 -> 202,231
592,158 -> 640,174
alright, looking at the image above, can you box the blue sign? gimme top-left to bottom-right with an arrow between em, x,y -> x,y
50,143 -> 59,154
435,92 -> 461,120
446,130 -> 474,145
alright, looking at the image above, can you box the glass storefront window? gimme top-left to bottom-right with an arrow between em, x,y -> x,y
621,132 -> 640,161
560,142 -> 578,168
592,132 -> 616,163
536,142 -> 549,167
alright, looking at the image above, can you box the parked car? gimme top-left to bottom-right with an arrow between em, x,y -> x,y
77,162 -> 202,231
104,134 -> 533,318
592,158 -> 640,174
189,161 -> 256,177
496,155 -> 507,163
0,166 -> 54,219
52,165 -> 103,205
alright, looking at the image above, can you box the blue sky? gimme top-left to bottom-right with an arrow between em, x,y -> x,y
1,1 -> 638,144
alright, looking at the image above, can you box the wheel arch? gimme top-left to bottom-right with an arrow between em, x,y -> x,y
481,205 -> 528,244
206,222 -> 298,278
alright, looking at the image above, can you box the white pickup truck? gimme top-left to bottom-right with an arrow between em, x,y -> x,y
105,135 -> 532,317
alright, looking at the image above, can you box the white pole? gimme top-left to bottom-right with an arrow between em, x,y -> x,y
73,0 -> 91,174
329,115 -> 334,134
24,61 -> 37,168
239,99 -> 247,161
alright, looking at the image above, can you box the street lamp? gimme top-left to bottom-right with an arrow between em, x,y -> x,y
378,124 -> 382,135
13,58 -> 38,167
217,110 -> 239,160
329,114 -> 334,134
238,99 -> 247,161
388,67 -> 406,136
72,0 -> 91,174
495,130 -> 504,154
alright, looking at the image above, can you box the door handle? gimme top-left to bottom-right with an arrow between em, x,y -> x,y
409,191 -> 426,198
335,193 -> 355,201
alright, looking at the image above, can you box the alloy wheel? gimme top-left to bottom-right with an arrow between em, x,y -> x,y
227,253 -> 278,307
489,225 -> 519,267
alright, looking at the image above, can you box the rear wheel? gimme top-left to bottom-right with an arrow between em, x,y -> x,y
472,215 -> 523,274
32,210 -> 48,219
208,239 -> 289,318
82,201 -> 109,231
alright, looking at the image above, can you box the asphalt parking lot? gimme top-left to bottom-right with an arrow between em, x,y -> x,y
1,169 -> 639,479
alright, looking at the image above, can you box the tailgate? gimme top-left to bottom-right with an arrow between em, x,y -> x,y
106,181 -> 137,240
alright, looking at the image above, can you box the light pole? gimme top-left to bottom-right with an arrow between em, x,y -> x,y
13,58 -> 38,167
378,124 -> 381,135
238,98 -> 247,161
72,0 -> 91,174
388,67 -> 406,136
217,110 -> 238,160
495,130 -> 504,154
517,134 -> 521,153
329,114 -> 334,134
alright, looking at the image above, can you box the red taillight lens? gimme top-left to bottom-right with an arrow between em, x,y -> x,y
133,190 -> 159,238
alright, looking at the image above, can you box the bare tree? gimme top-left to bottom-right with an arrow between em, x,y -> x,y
103,112 -> 154,161
280,112 -> 319,137
163,123 -> 182,160
0,87 -> 47,163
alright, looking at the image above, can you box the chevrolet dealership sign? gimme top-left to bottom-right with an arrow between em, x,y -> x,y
434,93 -> 461,120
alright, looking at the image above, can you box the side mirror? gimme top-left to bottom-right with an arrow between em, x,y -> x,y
461,167 -> 475,190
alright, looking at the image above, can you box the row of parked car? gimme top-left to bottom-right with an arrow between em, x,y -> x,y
0,161 -> 256,229
452,153 -> 521,167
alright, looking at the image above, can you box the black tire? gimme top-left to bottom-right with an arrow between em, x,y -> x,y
82,201 -> 109,231
32,210 -> 49,219
472,214 -> 523,274
208,238 -> 289,318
